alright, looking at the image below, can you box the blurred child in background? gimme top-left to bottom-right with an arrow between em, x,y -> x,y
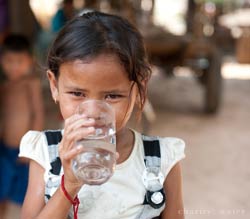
0,34 -> 44,218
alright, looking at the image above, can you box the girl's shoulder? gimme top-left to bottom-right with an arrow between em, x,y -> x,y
19,130 -> 62,170
158,136 -> 186,177
135,131 -> 186,176
20,129 -> 63,142
20,130 -> 45,146
137,130 -> 185,156
159,136 -> 186,157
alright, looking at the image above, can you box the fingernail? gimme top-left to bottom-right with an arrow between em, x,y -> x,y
76,145 -> 83,150
88,127 -> 95,131
74,114 -> 81,119
76,113 -> 86,118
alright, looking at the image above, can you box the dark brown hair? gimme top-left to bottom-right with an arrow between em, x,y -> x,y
2,34 -> 31,55
47,11 -> 151,110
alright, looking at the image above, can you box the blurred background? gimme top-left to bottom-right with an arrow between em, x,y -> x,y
0,0 -> 250,218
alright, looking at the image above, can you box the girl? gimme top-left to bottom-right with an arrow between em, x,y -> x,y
19,12 -> 185,219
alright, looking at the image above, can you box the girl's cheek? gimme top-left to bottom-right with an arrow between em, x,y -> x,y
59,97 -> 79,119
114,104 -> 134,131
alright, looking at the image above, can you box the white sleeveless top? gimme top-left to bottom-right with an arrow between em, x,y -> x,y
19,130 -> 185,219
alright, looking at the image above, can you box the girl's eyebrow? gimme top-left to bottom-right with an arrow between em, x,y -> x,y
64,86 -> 88,92
65,85 -> 129,94
101,89 -> 129,94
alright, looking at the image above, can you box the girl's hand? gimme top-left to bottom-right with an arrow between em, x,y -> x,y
59,114 -> 95,190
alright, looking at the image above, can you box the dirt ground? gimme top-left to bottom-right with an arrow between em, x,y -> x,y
146,63 -> 250,219
2,60 -> 250,219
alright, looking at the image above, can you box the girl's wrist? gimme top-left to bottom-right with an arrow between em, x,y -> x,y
62,175 -> 83,196
61,175 -> 81,219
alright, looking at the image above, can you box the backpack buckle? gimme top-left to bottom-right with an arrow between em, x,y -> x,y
144,189 -> 166,209
142,167 -> 166,209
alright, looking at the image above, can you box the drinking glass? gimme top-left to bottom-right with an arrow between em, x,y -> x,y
72,100 -> 116,185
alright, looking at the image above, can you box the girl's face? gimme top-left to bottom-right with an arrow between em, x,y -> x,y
48,54 -> 138,132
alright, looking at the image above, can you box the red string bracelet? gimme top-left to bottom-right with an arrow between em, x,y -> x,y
61,174 -> 80,219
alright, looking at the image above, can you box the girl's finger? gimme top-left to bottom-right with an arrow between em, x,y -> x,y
64,114 -> 86,126
64,114 -> 88,133
61,126 -> 95,151
116,152 -> 120,160
58,139 -> 74,154
63,144 -> 84,161
66,127 -> 95,145
66,117 -> 95,134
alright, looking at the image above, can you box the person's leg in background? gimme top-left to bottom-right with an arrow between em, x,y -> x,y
0,142 -> 29,219
0,202 -> 7,219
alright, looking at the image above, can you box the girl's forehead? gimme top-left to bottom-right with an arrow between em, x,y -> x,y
59,54 -> 131,88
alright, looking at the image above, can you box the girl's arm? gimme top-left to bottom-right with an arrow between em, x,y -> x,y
21,115 -> 96,219
21,160 -> 46,218
29,77 -> 44,131
21,160 -> 81,219
161,162 -> 185,219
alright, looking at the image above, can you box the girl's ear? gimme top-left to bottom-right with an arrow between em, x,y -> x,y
136,79 -> 148,108
141,79 -> 148,92
47,70 -> 59,103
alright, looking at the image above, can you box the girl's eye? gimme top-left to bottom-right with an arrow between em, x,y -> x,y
105,94 -> 123,100
69,91 -> 85,97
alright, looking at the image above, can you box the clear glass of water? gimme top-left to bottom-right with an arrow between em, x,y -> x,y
72,100 -> 116,185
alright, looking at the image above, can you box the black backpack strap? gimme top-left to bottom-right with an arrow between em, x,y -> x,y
142,136 -> 166,211
44,130 -> 62,175
143,139 -> 161,167
44,130 -> 62,145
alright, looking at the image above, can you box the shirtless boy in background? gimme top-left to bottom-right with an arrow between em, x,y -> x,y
0,34 -> 44,218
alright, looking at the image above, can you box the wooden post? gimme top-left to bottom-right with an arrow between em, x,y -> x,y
186,0 -> 196,33
7,0 -> 39,40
